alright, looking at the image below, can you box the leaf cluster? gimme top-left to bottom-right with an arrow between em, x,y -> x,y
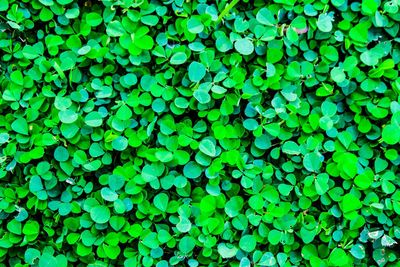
0,0 -> 400,266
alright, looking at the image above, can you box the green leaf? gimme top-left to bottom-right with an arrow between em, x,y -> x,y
23,220 -> 40,236
10,70 -> 23,86
116,104 -> 132,121
90,206 -> 111,224
39,254 -> 57,267
112,136 -> 128,151
56,0 -> 73,4
142,232 -> 159,249
350,244 -> 365,259
349,21 -> 370,46
200,195 -> 216,215
381,235 -> 397,247
183,161 -> 202,179
249,194 -> 264,210
362,0 -> 378,15
154,193 -> 169,212
217,243 -> 238,258
86,12 -> 103,27
337,153 -> 358,178
29,176 -> 43,193
303,152 -> 322,173
11,118 -> 29,135
321,101 -> 337,117
341,193 -> 362,213
7,220 -> 21,235
268,230 -> 282,245
103,244 -> 120,260
193,89 -> 211,104
155,150 -> 173,162
0,0 -> 9,11
59,110 -> 78,124
256,8 -> 276,26
216,35 -> 233,52
234,38 -> 254,55
360,50 -> 379,66
259,252 -> 277,266
107,21 -> 125,37
108,175 -> 125,191
142,165 -> 158,182
179,236 -> 196,254
282,141 -> 300,155
25,248 -> 40,264
170,52 -> 188,65
0,133 -> 9,144
315,173 -> 329,195
54,146 -> 69,162
176,216 -> 192,233
135,35 -> 154,50
23,44 -> 42,59
101,187 -> 118,202
225,196 -> 244,217
317,13 -> 333,32
354,170 -> 374,189
187,17 -> 204,34
85,112 -> 103,127
239,235 -> 256,252
328,248 -> 350,266
188,62 -> 206,82
331,67 -> 346,83
199,139 -> 217,157
382,124 -> 400,145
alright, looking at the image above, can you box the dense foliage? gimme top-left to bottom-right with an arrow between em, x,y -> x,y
0,0 -> 400,266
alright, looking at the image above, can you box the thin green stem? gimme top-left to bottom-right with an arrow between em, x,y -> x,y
216,0 -> 240,24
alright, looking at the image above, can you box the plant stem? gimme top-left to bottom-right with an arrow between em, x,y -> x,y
216,0 -> 240,24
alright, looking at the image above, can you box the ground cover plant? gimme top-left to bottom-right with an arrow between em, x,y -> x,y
0,0 -> 400,266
